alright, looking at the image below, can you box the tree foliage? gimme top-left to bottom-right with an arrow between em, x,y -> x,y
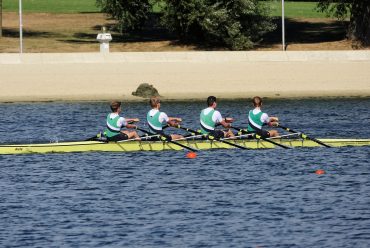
317,0 -> 370,46
97,0 -> 275,50
316,0 -> 350,19
0,0 -> 3,37
161,0 -> 275,50
96,0 -> 151,32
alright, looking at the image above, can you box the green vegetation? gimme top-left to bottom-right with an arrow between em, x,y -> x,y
96,0 -> 151,31
2,0 -> 100,13
2,0 -> 332,18
160,0 -> 275,50
316,0 -> 369,46
267,1 -> 330,18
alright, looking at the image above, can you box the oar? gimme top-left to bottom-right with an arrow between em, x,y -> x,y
231,126 -> 291,149
175,125 -> 249,150
117,134 -> 161,143
277,124 -> 331,148
85,119 -> 141,141
135,127 -> 198,152
85,132 -> 106,141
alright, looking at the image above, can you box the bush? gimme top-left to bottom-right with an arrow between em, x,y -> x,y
161,0 -> 276,50
96,0 -> 151,31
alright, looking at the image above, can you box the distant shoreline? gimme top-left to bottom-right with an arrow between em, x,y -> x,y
1,93 -> 370,104
0,95 -> 370,104
0,51 -> 369,103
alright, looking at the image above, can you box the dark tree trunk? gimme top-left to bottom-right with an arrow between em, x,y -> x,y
348,1 -> 370,47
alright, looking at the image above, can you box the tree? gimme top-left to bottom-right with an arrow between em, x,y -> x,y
161,0 -> 275,50
96,0 -> 275,50
0,0 -> 3,37
96,0 -> 151,32
317,0 -> 370,46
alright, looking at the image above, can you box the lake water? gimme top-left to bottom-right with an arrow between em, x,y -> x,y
0,99 -> 369,247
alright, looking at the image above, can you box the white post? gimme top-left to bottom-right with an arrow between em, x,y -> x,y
282,0 -> 285,51
19,0 -> 23,53
96,27 -> 112,53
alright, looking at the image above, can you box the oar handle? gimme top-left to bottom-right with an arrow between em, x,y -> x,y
135,127 -> 152,135
176,125 -> 220,140
176,125 -> 249,150
136,126 -> 198,152
277,124 -> 295,133
231,126 -> 290,149
277,124 -> 331,148
176,125 -> 202,135
231,126 -> 248,135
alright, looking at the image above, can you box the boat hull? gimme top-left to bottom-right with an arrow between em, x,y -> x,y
0,138 -> 369,155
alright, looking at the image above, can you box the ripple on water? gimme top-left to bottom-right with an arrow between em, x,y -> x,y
0,99 -> 370,247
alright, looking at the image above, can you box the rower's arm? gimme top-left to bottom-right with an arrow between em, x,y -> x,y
269,116 -> 279,122
218,117 -> 233,128
219,120 -> 232,128
125,123 -> 137,129
167,117 -> 182,127
268,116 -> 279,126
168,117 -> 182,122
126,118 -> 140,123
167,118 -> 182,127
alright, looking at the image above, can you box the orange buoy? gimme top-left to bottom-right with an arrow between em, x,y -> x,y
186,152 -> 197,159
315,169 -> 325,175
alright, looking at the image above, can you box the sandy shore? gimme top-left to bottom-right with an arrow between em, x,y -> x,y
0,51 -> 369,102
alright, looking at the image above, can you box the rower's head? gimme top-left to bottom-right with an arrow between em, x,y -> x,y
150,96 -> 161,109
252,96 -> 263,107
110,101 -> 121,113
207,96 -> 217,108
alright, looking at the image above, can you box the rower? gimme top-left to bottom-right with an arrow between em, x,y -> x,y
246,96 -> 279,138
104,101 -> 140,141
200,96 -> 234,139
147,96 -> 183,140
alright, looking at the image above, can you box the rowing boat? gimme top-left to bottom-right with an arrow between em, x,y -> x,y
0,138 -> 369,155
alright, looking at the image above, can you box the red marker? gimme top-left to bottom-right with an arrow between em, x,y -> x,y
315,169 -> 325,175
186,152 -> 197,159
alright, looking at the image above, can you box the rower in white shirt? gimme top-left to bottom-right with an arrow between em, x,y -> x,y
104,101 -> 140,141
200,96 -> 234,139
246,96 -> 279,137
146,96 -> 183,141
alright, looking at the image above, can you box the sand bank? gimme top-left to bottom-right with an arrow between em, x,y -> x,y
0,51 -> 369,102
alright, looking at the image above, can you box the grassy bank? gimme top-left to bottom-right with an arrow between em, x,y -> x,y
3,0 -> 329,19
268,1 -> 329,18
1,1 -> 350,52
2,0 -> 100,13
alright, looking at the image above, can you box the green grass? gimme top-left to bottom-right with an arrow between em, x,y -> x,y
3,0 -> 333,19
3,0 -> 100,13
151,1 -> 332,18
267,1 -> 330,18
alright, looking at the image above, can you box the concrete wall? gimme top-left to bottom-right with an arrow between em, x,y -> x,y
0,51 -> 369,102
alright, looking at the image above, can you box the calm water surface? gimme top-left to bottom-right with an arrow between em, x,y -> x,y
0,99 -> 369,247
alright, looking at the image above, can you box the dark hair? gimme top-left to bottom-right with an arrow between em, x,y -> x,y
110,101 -> 121,112
252,96 -> 262,107
149,96 -> 161,108
207,96 -> 217,106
